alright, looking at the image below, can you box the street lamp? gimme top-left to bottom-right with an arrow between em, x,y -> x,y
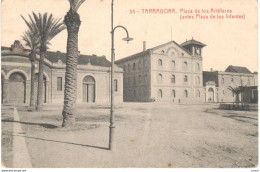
109,0 -> 133,150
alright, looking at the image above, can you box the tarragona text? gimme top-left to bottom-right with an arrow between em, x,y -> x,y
132,8 -> 233,14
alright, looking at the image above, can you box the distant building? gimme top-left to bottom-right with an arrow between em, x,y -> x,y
203,66 -> 258,103
1,40 -> 123,104
241,86 -> 258,104
115,39 -> 206,103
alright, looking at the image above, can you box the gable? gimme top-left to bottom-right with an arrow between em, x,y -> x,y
152,41 -> 192,58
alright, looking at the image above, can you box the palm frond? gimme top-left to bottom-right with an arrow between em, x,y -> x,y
228,86 -> 244,95
21,30 -> 40,51
69,0 -> 85,12
21,12 -> 66,51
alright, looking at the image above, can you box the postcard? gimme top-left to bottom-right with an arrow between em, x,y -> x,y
1,0 -> 258,171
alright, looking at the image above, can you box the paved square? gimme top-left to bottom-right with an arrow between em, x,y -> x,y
2,103 -> 258,168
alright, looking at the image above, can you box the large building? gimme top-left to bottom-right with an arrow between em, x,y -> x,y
203,66 -> 258,103
1,40 -> 123,104
2,40 -> 258,105
115,39 -> 206,103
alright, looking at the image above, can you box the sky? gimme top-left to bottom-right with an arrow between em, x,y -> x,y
1,0 -> 258,72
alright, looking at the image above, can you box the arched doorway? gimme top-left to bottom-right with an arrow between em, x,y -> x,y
158,89 -> 163,99
34,74 -> 47,103
8,72 -> 26,103
208,87 -> 214,102
82,76 -> 95,103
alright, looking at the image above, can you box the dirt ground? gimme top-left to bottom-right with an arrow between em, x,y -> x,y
1,107 -> 14,168
2,103 -> 258,168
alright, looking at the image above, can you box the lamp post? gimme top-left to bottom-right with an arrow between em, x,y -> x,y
109,0 -> 133,150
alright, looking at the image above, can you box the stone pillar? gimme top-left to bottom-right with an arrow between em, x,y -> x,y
25,80 -> 30,104
2,79 -> 9,104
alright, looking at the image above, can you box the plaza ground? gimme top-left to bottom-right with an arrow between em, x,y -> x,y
1,103 -> 258,168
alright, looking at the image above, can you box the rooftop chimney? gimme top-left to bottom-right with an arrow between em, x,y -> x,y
210,68 -> 213,71
143,41 -> 146,52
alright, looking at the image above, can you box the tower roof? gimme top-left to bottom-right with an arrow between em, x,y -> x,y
181,38 -> 206,47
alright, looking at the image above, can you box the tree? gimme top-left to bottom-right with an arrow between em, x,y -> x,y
21,30 -> 40,107
21,12 -> 66,111
62,0 -> 85,127
228,86 -> 244,104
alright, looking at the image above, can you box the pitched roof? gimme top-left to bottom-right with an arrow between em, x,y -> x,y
1,46 -> 111,67
224,65 -> 252,74
181,39 -> 206,47
150,40 -> 192,55
45,51 -> 111,67
116,40 -> 192,64
1,46 -> 10,51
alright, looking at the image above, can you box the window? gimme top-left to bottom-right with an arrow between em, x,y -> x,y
128,64 -> 131,71
138,60 -> 142,69
197,63 -> 200,71
57,77 -> 62,91
172,90 -> 176,98
184,90 -> 188,98
196,76 -> 200,84
114,79 -> 118,92
171,75 -> 175,83
144,59 -> 148,68
158,59 -> 162,66
144,74 -> 148,83
222,77 -> 224,84
172,60 -> 175,69
133,63 -> 136,71
158,74 -> 163,83
248,78 -> 250,85
138,75 -> 142,83
123,65 -> 126,71
129,77 -> 131,85
240,79 -> 243,86
158,89 -> 163,98
184,75 -> 188,82
183,61 -> 188,70
196,90 -> 200,97
133,76 -> 136,85
231,77 -> 234,82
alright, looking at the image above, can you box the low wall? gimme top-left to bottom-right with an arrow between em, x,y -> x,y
219,103 -> 258,111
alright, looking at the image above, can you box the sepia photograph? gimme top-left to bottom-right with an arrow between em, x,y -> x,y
1,0 -> 258,170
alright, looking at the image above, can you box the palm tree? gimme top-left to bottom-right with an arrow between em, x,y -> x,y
62,0 -> 85,127
21,30 -> 40,107
21,12 -> 66,111
228,86 -> 244,104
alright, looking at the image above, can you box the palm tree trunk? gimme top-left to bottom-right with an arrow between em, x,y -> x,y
30,59 -> 36,107
36,51 -> 45,111
62,10 -> 81,127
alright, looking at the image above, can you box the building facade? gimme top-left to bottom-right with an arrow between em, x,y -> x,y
203,66 -> 258,103
116,39 -> 206,103
1,40 -> 123,105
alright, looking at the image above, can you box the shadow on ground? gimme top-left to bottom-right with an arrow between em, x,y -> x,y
2,119 -> 58,129
2,132 -> 109,150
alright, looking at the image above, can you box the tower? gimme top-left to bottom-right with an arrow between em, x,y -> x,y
180,37 -> 206,57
